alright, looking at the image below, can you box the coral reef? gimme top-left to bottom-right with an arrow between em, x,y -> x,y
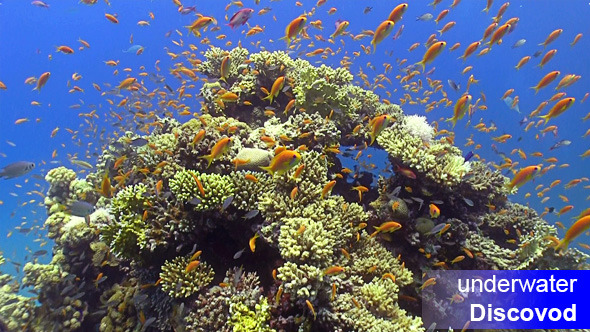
3,47 -> 587,332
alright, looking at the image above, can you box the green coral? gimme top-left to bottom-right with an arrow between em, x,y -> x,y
169,170 -> 235,210
377,124 -> 470,187
0,274 -> 34,331
44,211 -> 71,239
100,184 -> 149,259
228,297 -> 275,332
45,166 -> 78,203
466,203 -> 559,270
159,255 -> 214,298
231,170 -> 272,211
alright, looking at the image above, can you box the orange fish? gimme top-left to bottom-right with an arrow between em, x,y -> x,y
371,20 -> 395,53
324,265 -> 345,275
571,33 -> 583,46
201,137 -> 232,167
506,165 -> 540,190
537,49 -> 557,68
488,23 -> 511,46
260,149 -> 301,176
56,46 -> 74,54
371,221 -> 402,237
555,216 -> 590,253
368,114 -> 393,145
458,41 -> 480,61
387,3 -> 408,23
105,13 -> 119,24
539,28 -> 563,48
185,260 -> 200,273
539,97 -> 575,124
33,72 -> 50,91
447,94 -> 472,128
321,180 -> 337,199
434,9 -> 449,24
515,55 -> 531,70
262,76 -> 285,104
531,71 -> 560,94
415,41 -> 446,72
282,16 -> 307,45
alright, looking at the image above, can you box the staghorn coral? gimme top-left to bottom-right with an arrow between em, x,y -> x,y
159,255 -> 214,298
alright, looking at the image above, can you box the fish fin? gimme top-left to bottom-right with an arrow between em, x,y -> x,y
414,61 -> 425,72
199,155 -> 214,168
554,238 -> 570,253
259,165 -> 274,176
538,114 -> 550,125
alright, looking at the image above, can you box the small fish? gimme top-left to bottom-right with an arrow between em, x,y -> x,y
447,79 -> 460,92
0,161 -> 35,179
416,13 -> 433,21
188,197 -> 201,205
243,210 -> 259,220
371,221 -> 402,237
123,45 -> 144,53
420,277 -> 436,290
371,20 -> 395,53
260,150 -> 301,176
429,204 -> 440,218
221,195 -> 234,211
555,216 -> 590,252
463,197 -> 474,207
68,200 -> 95,218
363,7 -> 372,14
549,140 -> 571,151
511,39 -> 526,48
233,248 -> 246,259
249,233 -> 259,252
130,138 -> 149,147
70,159 -> 93,169
227,8 -> 254,29
464,151 -> 474,162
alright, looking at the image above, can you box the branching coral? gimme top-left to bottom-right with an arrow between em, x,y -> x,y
100,184 -> 149,259
377,124 -> 469,187
159,255 -> 214,298
169,169 -> 235,210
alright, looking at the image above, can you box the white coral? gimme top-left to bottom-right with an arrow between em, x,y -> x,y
401,115 -> 434,143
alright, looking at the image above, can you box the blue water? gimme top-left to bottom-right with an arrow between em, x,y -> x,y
0,0 -> 588,290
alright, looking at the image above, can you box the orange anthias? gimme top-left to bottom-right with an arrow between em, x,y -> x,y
555,216 -> 590,253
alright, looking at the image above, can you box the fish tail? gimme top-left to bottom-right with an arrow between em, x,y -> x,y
554,238 -> 570,253
261,94 -> 273,104
530,86 -> 539,94
415,61 -> 425,72
538,114 -> 550,125
445,117 -> 457,129
200,155 -> 214,168
259,165 -> 274,176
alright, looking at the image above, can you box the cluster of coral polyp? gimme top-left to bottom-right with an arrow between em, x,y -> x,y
1,48 -> 587,332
